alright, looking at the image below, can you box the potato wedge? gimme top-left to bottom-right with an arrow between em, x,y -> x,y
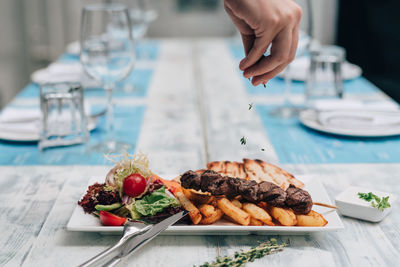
242,203 -> 274,226
249,217 -> 263,226
182,187 -> 196,201
269,206 -> 297,226
182,188 -> 214,205
231,199 -> 242,209
217,198 -> 250,226
198,204 -> 216,217
175,191 -> 202,224
296,210 -> 328,227
199,208 -> 224,225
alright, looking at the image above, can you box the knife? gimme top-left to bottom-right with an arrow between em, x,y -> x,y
102,210 -> 188,267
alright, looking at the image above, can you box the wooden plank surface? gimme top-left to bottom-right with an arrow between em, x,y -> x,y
195,39 -> 279,163
1,39 -> 399,267
0,163 -> 398,267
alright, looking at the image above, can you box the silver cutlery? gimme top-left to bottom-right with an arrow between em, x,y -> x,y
79,211 -> 188,267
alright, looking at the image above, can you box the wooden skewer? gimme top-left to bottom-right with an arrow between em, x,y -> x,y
313,202 -> 338,209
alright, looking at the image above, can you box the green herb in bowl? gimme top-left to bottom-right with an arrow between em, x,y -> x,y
358,192 -> 391,211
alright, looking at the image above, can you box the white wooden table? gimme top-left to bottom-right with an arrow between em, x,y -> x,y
1,39 -> 399,267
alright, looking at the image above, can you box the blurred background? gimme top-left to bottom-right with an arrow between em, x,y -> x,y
0,0 -> 398,108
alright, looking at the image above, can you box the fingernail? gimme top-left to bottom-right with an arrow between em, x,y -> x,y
239,59 -> 247,70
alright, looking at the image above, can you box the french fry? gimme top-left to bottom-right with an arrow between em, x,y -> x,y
199,208 -> 224,225
269,206 -> 297,226
242,203 -> 274,226
231,199 -> 242,209
249,217 -> 263,226
199,204 -> 216,217
217,198 -> 250,226
175,191 -> 202,225
296,210 -> 328,227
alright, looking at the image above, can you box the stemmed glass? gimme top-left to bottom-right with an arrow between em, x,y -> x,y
80,3 -> 134,152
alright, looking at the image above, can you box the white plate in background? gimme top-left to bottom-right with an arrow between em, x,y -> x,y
300,109 -> 400,137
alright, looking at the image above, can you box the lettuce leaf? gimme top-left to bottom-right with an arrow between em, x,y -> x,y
114,202 -> 142,220
135,186 -> 180,216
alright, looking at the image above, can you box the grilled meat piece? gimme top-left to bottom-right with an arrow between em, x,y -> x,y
181,170 -> 202,191
257,181 -> 287,207
200,170 -> 239,198
285,185 -> 313,214
237,179 -> 259,202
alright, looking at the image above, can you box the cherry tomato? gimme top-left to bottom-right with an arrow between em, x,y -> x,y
123,173 -> 146,197
99,210 -> 126,226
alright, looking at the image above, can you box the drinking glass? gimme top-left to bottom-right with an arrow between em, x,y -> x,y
80,3 -> 134,153
39,83 -> 88,151
306,45 -> 345,105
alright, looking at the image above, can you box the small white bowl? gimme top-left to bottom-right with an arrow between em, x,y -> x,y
335,186 -> 397,222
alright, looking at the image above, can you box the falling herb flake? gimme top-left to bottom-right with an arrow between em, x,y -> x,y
197,238 -> 287,267
248,103 -> 253,110
261,148 -> 265,151
240,136 -> 246,145
263,84 -> 266,88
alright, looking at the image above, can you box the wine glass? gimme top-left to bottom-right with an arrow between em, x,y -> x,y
80,3 -> 134,153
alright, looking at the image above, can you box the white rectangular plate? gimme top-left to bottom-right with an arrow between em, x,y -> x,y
67,175 -> 344,235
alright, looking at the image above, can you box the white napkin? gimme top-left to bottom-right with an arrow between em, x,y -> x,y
313,99 -> 400,111
0,108 -> 41,123
0,121 -> 40,134
313,100 -> 400,130
30,62 -> 100,87
0,105 -> 92,135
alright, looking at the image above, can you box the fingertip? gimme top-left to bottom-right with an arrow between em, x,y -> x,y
239,58 -> 248,70
243,70 -> 251,78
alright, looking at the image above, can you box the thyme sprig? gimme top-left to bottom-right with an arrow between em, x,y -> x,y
197,238 -> 287,267
358,192 -> 391,211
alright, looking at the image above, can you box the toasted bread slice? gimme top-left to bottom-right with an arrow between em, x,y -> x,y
206,161 -> 248,179
243,159 -> 304,189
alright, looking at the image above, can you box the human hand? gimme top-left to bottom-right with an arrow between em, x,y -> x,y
224,0 -> 302,86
